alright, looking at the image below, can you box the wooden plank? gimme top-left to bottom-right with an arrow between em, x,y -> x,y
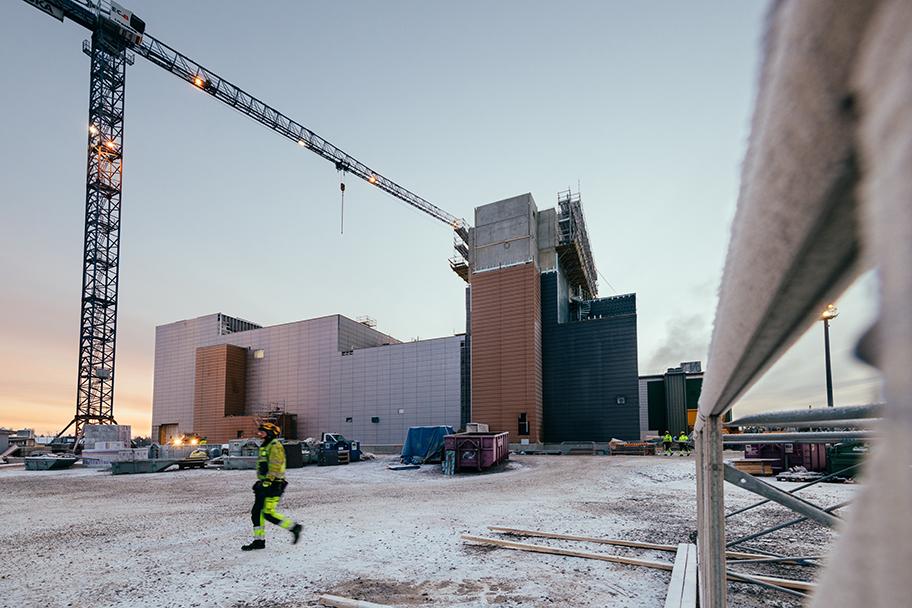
725,570 -> 816,593
465,534 -> 814,592
664,544 -> 691,608
487,526 -> 763,560
462,534 -> 674,570
681,543 -> 698,607
318,594 -> 394,608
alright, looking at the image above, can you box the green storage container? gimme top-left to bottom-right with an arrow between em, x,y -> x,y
827,442 -> 868,476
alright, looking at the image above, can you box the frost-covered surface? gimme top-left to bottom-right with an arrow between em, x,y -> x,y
0,454 -> 857,607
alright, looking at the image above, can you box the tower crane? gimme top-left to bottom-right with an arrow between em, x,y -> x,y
18,0 -> 470,445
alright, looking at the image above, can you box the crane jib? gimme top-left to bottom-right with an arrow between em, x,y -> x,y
20,0 -> 470,241
22,0 -> 65,22
135,33 -> 468,237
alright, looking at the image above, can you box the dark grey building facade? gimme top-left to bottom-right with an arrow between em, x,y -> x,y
541,270 -> 640,442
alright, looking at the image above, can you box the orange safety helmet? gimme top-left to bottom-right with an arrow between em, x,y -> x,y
258,422 -> 282,436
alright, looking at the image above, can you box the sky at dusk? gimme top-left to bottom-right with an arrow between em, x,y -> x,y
0,1 -> 881,435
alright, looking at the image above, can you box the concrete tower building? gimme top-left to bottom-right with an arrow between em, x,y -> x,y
468,195 -> 545,442
463,192 -> 640,443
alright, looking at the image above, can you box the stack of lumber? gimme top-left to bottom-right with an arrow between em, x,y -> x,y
610,442 -> 656,456
730,458 -> 777,476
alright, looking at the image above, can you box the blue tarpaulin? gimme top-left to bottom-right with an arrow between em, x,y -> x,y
400,426 -> 454,464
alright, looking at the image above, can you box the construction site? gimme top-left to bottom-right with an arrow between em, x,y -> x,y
1,1 -> 910,607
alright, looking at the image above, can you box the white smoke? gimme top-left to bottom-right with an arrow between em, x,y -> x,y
647,314 -> 710,373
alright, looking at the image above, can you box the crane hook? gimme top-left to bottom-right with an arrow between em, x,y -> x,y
338,169 -> 346,235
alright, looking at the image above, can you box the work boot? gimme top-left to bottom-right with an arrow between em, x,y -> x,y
241,539 -> 265,551
291,523 -> 302,545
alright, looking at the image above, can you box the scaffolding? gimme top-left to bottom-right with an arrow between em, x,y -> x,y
556,189 -> 597,299
248,401 -> 297,440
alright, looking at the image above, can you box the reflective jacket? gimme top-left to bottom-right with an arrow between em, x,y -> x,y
256,439 -> 286,482
678,434 -> 689,442
662,433 -> 673,443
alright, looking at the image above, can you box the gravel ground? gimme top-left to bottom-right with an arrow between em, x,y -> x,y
0,453 -> 857,607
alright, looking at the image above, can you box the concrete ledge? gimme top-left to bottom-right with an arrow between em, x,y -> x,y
358,445 -> 402,455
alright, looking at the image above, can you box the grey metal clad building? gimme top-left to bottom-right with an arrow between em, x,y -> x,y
152,313 -> 464,446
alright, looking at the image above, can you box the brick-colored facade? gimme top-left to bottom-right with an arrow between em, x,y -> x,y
193,344 -> 258,443
470,263 -> 543,442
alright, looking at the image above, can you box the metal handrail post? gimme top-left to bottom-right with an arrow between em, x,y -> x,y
697,415 -> 727,607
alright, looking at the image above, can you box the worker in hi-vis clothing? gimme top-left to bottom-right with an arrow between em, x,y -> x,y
662,431 -> 674,456
677,432 -> 690,456
242,422 -> 302,551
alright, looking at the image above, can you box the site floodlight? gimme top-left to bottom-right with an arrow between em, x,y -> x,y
820,304 -> 839,407
820,304 -> 839,321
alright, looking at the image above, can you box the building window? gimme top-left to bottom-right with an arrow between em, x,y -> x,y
371,416 -> 380,424
345,417 -> 352,423
518,412 -> 529,436
236,430 -> 243,438
253,349 -> 265,359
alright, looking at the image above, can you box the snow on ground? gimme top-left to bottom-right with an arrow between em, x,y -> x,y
0,453 -> 858,607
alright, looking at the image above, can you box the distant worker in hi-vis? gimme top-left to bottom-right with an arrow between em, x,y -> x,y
677,431 -> 690,456
242,422 -> 302,551
662,431 -> 674,456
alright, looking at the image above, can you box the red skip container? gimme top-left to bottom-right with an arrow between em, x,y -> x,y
444,432 -> 510,471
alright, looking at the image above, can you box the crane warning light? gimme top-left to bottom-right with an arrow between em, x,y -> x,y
105,140 -> 117,150
88,125 -> 99,136
369,175 -> 377,184
297,139 -> 307,146
193,75 -> 206,88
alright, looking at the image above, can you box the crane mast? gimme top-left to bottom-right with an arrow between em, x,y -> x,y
21,0 -> 469,445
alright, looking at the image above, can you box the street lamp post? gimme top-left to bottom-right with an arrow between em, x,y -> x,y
820,304 -> 839,407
